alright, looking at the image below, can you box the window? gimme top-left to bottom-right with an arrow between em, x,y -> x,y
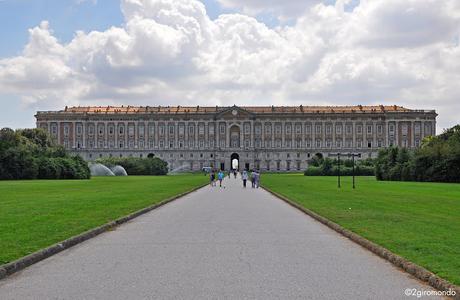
276,161 -> 280,171
209,124 -> 215,134
275,125 -> 281,134
64,125 -> 69,136
316,139 -> 321,148
98,125 -> 104,135
129,126 -> 135,136
306,139 -> 311,148
336,125 -> 342,135
169,141 -> 174,148
210,140 -> 214,147
415,139 -> 420,147
306,125 -> 311,134
129,140 -> 134,148
276,140 -> 281,148
169,125 -> 174,135
415,124 -> 421,135
199,140 -> 204,148
296,139 -> 301,148
265,140 -> 271,148
367,125 -> 372,134
139,125 -> 145,137
265,124 -> 272,134
336,139 -> 342,148
159,125 -> 165,135
108,126 -> 114,135
367,141 -> 372,148
255,125 -> 261,135
139,140 -> 144,148
326,125 -> 331,135
377,125 -> 383,134
244,124 -> 250,134
378,140 -> 383,148
402,124 -> 408,136
357,125 -> 362,134
199,125 -> 204,135
220,140 -> 225,147
346,125 -> 352,134
316,125 -> 322,134
286,124 -> 291,134
98,140 -> 104,148
245,140 -> 250,148
88,125 -> 94,135
286,161 -> 291,171
159,140 -> 164,148
119,126 -> 124,135
149,140 -> 154,148
346,140 -> 352,148
357,140 -> 362,148
119,140 -> 124,148
326,140 -> 331,148
255,139 -> 261,148
389,124 -> 395,134
286,140 -> 291,148
189,140 -> 194,148
297,161 -> 301,171
149,125 -> 155,136
295,124 -> 301,134
76,125 -> 82,135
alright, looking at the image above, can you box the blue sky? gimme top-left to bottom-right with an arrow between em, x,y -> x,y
0,0 -> 458,131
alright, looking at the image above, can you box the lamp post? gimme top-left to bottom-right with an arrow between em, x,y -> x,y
329,153 -> 341,188
347,153 -> 361,189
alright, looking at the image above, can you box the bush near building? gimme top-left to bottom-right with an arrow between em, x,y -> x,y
375,125 -> 460,183
0,128 -> 90,180
304,156 -> 375,176
96,157 -> 168,175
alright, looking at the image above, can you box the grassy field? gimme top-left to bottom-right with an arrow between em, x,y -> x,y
262,174 -> 460,285
0,175 -> 208,265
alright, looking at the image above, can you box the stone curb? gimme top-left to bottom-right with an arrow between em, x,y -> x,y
0,182 -> 208,281
262,186 -> 460,299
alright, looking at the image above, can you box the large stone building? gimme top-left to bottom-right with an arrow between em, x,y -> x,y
36,105 -> 437,171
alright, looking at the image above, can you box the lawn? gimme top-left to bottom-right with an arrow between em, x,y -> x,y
0,175 -> 208,265
262,174 -> 460,286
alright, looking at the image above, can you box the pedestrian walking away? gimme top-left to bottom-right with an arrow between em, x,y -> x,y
242,170 -> 248,188
210,170 -> 216,187
233,170 -> 237,179
250,170 -> 255,188
218,170 -> 225,187
254,170 -> 261,188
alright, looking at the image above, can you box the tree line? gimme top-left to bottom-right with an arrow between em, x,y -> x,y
0,128 -> 90,180
375,125 -> 460,183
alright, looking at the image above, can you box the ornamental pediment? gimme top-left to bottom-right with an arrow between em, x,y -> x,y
216,105 -> 253,120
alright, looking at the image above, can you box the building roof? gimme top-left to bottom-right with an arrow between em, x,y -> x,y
37,105 -> 434,115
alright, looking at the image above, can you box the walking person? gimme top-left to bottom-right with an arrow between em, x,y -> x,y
233,169 -> 237,179
254,169 -> 260,188
210,170 -> 216,187
250,170 -> 255,188
242,170 -> 248,188
218,170 -> 225,187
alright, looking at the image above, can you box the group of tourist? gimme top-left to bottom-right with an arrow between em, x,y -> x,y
209,169 -> 261,188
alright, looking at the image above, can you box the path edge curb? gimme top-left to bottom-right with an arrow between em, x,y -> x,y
0,182 -> 208,281
262,185 -> 460,299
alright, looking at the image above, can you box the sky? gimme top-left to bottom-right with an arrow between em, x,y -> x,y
0,0 -> 459,133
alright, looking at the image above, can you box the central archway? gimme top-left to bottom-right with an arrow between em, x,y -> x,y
231,153 -> 239,170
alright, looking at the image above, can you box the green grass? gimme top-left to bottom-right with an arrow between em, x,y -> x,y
262,174 -> 460,285
0,175 -> 208,265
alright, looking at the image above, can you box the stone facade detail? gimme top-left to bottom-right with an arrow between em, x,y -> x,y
36,105 -> 437,171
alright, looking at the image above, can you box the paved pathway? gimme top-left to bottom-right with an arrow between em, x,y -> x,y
0,176 -> 440,299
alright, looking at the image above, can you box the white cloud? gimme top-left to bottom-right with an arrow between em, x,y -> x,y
0,0 -> 459,131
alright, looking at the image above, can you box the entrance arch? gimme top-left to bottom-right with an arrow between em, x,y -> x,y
231,153 -> 239,170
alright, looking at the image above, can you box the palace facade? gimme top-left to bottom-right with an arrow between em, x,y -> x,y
36,105 -> 437,172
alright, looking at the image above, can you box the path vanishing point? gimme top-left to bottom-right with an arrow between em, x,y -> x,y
0,176 -> 440,299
